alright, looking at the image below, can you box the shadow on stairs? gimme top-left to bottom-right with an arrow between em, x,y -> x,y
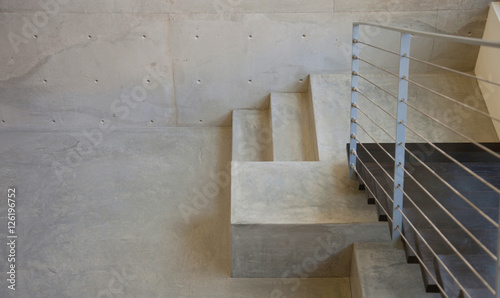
349,142 -> 500,298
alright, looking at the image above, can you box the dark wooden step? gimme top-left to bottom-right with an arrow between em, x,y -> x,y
348,142 -> 500,296
402,218 -> 419,263
357,160 -> 499,265
414,228 -> 497,293
400,207 -> 497,265
434,254 -> 495,298
362,162 -> 500,211
358,162 -> 391,220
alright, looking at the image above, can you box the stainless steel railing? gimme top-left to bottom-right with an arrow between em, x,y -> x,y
348,22 -> 500,298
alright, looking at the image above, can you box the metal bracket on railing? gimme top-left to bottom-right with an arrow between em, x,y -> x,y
392,33 -> 411,245
349,24 -> 360,179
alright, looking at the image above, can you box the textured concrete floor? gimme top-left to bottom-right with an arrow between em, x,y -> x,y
0,127 -> 348,297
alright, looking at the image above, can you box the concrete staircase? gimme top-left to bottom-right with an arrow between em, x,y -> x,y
230,74 -> 432,296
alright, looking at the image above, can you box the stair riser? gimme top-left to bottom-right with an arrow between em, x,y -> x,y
231,223 -> 389,278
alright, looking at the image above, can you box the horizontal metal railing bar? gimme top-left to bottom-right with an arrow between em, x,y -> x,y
400,144 -> 499,228
403,101 -> 500,160
351,166 -> 393,222
355,89 -> 397,120
358,41 -> 401,56
402,123 -> 500,195
358,57 -> 400,78
396,215 -> 472,298
354,22 -> 500,49
355,138 -> 395,184
396,201 -> 495,295
358,74 -> 399,99
403,77 -> 500,123
356,123 -> 396,162
356,107 -> 396,141
398,164 -> 498,258
406,55 -> 500,88
397,227 -> 449,298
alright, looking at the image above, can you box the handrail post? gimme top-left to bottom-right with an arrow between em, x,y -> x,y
393,33 -> 411,245
349,24 -> 360,179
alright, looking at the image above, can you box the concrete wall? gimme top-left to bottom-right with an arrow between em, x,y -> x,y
476,2 -> 500,139
0,0 -> 495,127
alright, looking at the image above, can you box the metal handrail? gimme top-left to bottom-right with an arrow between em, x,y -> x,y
349,21 -> 500,297
354,22 -> 500,49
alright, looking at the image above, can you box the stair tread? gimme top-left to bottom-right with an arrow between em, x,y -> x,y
414,227 -> 497,291
231,161 -> 379,224
270,92 -> 317,161
435,254 -> 495,298
310,74 -> 346,162
232,110 -> 273,162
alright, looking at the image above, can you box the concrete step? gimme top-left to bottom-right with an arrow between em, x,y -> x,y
270,92 -> 318,161
232,110 -> 273,161
230,161 -> 388,278
350,242 -> 440,298
231,161 -> 379,224
309,74 -> 351,162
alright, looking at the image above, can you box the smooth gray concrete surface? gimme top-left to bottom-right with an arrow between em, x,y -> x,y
0,127 -> 347,297
350,242 -> 441,298
232,110 -> 273,161
270,93 -> 318,161
0,2 -> 493,127
231,161 -> 378,224
231,223 -> 390,278
0,13 -> 177,127
0,0 -> 493,13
